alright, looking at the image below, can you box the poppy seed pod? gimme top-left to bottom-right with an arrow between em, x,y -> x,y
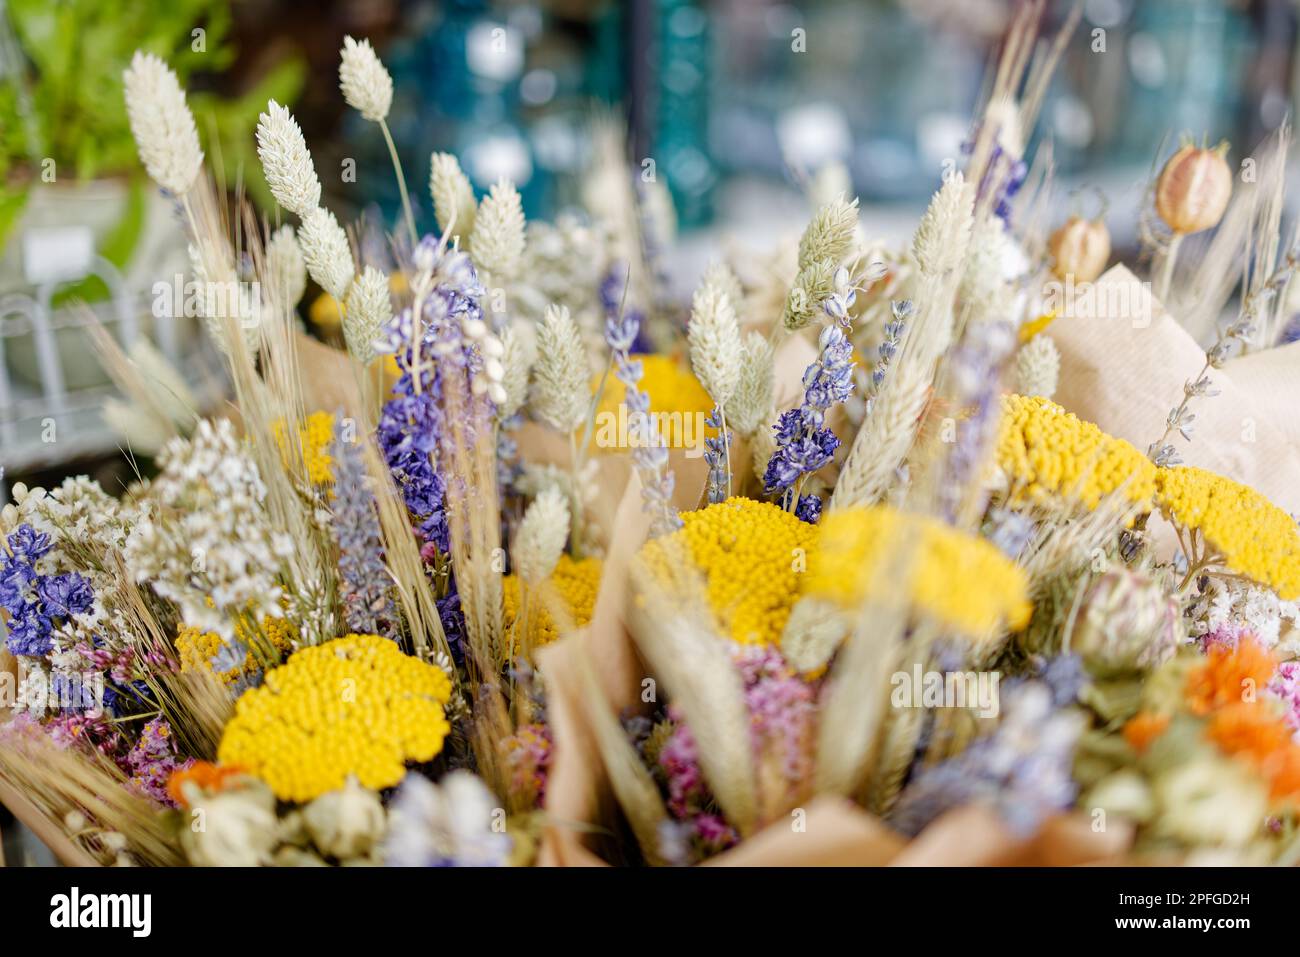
1155,143 -> 1233,235
1048,215 -> 1110,282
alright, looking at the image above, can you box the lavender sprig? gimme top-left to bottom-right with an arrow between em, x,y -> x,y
604,310 -> 682,536
330,419 -> 398,640
703,407 -> 732,505
1147,250 -> 1298,466
865,299 -> 912,418
762,323 -> 855,517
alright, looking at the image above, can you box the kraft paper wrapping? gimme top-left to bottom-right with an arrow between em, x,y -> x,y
1050,265 -> 1300,518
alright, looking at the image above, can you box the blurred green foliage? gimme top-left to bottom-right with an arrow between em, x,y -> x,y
0,0 -> 303,263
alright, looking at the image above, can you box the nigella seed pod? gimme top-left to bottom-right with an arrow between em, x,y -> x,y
1048,215 -> 1110,282
1155,143 -> 1232,235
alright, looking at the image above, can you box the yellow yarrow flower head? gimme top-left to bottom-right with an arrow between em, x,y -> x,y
590,353 -> 714,452
638,497 -> 817,645
177,614 -> 298,686
806,506 -> 1032,636
1155,466 -> 1300,600
995,393 -> 1156,511
217,633 -> 452,803
273,410 -> 336,484
502,554 -> 602,651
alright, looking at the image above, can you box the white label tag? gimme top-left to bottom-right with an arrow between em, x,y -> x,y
22,225 -> 95,285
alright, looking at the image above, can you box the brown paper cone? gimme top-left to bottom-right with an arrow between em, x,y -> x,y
1051,265 -> 1300,517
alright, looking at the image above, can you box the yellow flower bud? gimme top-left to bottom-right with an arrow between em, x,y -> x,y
1155,143 -> 1232,235
1048,215 -> 1110,282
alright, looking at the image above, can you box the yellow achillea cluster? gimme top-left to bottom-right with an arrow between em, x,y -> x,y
591,354 -> 714,451
176,615 -> 298,686
996,393 -> 1156,510
502,554 -> 602,650
807,506 -> 1032,636
273,410 -> 336,484
639,497 -> 817,645
1155,466 -> 1300,600
217,633 -> 452,802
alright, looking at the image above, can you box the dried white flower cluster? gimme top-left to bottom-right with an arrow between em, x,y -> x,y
338,36 -> 393,123
122,52 -> 203,197
344,266 -> 392,365
512,486 -> 571,585
124,419 -> 293,639
530,304 -> 589,433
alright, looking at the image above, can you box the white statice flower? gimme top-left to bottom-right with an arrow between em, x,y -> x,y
338,36 -> 393,123
124,419 -> 291,639
15,662 -> 51,718
122,51 -> 203,196
383,771 -> 511,867
255,100 -> 321,219
1188,577 -> 1300,654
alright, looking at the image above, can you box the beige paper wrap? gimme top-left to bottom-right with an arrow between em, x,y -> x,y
1050,265 -> 1300,517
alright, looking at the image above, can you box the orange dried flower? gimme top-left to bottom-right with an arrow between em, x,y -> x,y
1123,712 -> 1171,753
1205,703 -> 1292,764
167,761 -> 246,808
1183,638 -> 1277,716
1206,703 -> 1300,803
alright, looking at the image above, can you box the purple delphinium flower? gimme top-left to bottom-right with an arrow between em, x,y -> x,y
794,494 -> 822,525
889,680 -> 1082,838
330,419 -> 399,640
0,524 -> 93,658
763,324 -> 853,515
374,234 -> 496,650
